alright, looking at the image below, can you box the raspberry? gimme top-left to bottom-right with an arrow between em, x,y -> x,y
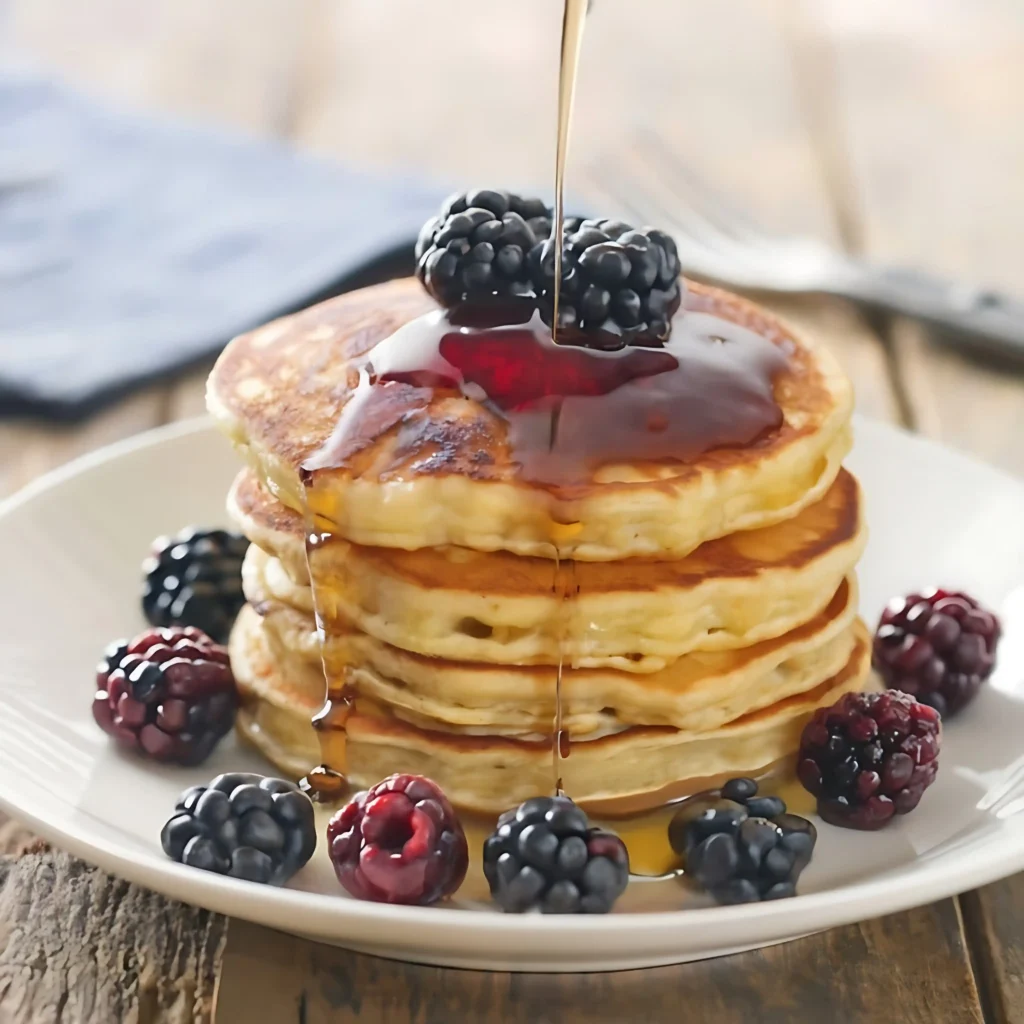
161,773 -> 316,885
798,690 -> 941,830
483,796 -> 629,914
667,779 -> 815,904
93,626 -> 236,765
326,774 -> 468,906
873,588 -> 1000,716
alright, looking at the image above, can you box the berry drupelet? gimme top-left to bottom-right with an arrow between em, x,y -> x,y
142,527 -> 249,644
668,779 -> 816,904
529,218 -> 683,349
873,589 -> 1001,716
415,190 -> 553,306
327,774 -> 468,906
483,796 -> 629,914
798,689 -> 941,830
93,626 -> 236,765
161,773 -> 316,884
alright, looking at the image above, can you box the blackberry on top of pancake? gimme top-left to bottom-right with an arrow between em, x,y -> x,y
414,188 -> 683,348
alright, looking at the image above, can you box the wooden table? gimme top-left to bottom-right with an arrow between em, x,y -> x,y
3,1 -> 1023,1020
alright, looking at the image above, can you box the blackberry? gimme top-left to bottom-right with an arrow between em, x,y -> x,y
873,588 -> 1001,716
93,626 -> 236,765
327,774 -> 468,905
528,219 -> 683,349
161,772 -> 316,885
483,796 -> 629,914
415,190 -> 554,306
668,779 -> 816,904
142,528 -> 249,644
798,689 -> 941,830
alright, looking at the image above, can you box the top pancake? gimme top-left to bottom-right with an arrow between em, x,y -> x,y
208,277 -> 853,560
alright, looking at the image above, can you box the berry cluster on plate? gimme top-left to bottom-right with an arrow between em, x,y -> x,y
90,510 -> 1006,910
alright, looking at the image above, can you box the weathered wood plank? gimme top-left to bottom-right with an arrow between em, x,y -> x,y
166,365 -> 217,424
9,0 -> 310,135
0,823 -> 35,859
814,0 -> 1024,473
217,902 -> 982,1024
0,850 -> 227,1024
961,883 -> 1024,1024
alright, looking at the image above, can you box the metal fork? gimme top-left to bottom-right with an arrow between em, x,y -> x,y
593,128 -> 1024,364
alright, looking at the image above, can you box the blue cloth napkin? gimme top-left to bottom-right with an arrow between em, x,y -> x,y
0,68 -> 447,418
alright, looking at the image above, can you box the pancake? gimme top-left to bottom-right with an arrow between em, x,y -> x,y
232,466 -> 866,669
235,705 -> 318,783
230,605 -> 873,813
208,277 -> 853,560
230,606 -> 322,780
242,564 -> 861,734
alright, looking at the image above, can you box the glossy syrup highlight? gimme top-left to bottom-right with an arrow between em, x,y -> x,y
550,0 -> 588,336
304,296 -> 788,489
297,527 -> 351,802
550,0 -> 587,783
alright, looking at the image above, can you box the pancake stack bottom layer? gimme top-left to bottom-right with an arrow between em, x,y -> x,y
209,277 -> 874,815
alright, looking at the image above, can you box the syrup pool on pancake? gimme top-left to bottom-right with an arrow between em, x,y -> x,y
302,294 -> 791,489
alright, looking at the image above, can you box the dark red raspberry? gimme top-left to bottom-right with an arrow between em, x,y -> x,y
93,626 -> 236,766
873,589 -> 1001,716
326,774 -> 468,905
798,690 -> 941,830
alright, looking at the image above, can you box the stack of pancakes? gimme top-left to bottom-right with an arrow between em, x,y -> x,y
208,278 -> 871,815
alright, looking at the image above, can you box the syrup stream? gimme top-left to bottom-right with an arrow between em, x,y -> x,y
551,549 -> 577,794
549,0 -> 589,795
550,0 -> 588,339
298,527 -> 350,802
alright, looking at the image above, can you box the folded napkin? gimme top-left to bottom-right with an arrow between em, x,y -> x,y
0,68 -> 447,418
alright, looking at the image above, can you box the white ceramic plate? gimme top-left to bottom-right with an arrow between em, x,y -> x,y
0,416 -> 1023,972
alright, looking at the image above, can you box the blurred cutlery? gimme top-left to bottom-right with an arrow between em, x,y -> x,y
594,128 -> 1024,365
